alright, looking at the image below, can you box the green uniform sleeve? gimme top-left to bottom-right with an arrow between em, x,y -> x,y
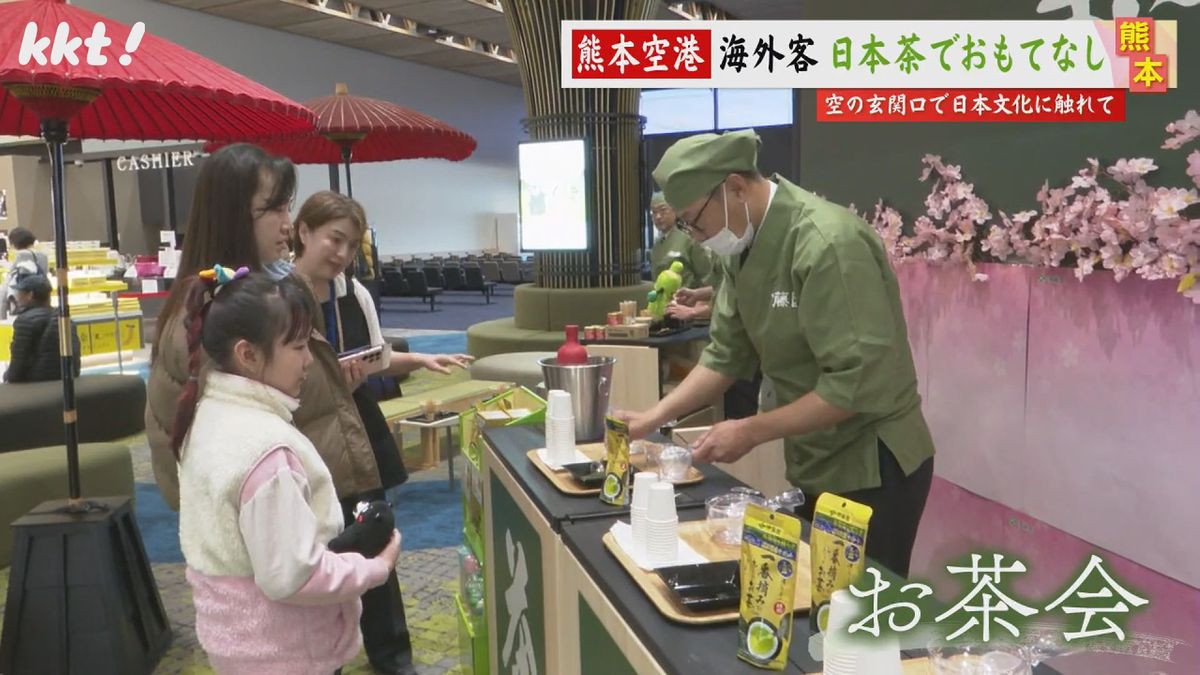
699,261 -> 759,381
688,242 -> 717,290
796,231 -> 899,414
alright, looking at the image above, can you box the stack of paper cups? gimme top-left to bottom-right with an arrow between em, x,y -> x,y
545,390 -> 576,465
644,482 -> 679,565
630,472 -> 659,556
822,590 -> 902,675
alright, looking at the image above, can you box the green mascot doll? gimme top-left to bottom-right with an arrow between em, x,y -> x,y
648,260 -> 685,321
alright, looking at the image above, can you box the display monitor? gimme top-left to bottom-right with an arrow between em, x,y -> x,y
518,139 -> 589,251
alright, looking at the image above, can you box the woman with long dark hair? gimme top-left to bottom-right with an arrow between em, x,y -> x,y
147,145 -> 419,674
147,143 -> 306,499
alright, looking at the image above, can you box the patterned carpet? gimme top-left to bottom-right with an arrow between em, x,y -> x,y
0,474 -> 469,675
143,547 -> 465,675
1,364 -> 481,674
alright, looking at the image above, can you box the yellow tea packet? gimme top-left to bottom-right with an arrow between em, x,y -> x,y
809,493 -> 873,636
738,503 -> 802,670
600,416 -> 631,506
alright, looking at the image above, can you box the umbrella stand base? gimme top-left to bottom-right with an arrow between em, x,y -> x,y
55,499 -> 112,515
0,497 -> 172,675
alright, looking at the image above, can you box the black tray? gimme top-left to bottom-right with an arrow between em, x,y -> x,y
562,461 -> 606,488
655,561 -> 740,612
404,411 -> 458,424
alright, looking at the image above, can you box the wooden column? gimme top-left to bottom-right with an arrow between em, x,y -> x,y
499,0 -> 658,290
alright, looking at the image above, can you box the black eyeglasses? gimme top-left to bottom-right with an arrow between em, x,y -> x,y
675,186 -> 719,236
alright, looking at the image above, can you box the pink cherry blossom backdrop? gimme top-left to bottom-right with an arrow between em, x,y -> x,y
897,261 -> 1200,674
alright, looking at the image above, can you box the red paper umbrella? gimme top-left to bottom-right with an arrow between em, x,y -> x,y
0,0 -> 315,506
0,0 -> 315,140
208,83 -> 477,196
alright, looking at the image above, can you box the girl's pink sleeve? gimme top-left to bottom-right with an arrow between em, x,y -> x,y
237,447 -> 392,605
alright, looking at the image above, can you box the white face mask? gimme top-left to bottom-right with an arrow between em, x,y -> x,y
700,185 -> 755,256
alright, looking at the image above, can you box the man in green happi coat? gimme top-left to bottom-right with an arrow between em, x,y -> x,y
649,190 -> 716,290
622,129 -> 936,577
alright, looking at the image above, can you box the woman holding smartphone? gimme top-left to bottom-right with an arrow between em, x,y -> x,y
291,190 -> 472,675
147,147 -> 438,675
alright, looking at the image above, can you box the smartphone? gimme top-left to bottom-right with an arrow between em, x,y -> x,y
337,343 -> 390,375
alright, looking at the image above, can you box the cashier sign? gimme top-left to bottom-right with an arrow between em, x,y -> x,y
561,19 -> 1180,122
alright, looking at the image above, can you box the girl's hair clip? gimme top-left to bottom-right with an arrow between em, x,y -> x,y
198,264 -> 250,291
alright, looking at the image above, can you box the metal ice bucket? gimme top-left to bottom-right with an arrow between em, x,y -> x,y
537,355 -> 616,442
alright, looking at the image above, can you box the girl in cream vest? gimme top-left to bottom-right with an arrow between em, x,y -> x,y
172,268 -> 401,675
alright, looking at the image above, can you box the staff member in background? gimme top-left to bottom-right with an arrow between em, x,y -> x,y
650,190 -> 716,289
621,129 -> 935,577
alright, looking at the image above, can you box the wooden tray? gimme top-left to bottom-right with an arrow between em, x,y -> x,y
527,444 -> 704,496
526,443 -> 606,496
602,519 -> 812,625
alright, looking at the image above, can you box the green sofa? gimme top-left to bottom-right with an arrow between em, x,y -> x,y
0,443 -> 134,568
467,283 -> 652,358
469,351 -> 555,391
0,375 -> 146,454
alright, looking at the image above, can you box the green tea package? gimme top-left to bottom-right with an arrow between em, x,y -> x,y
738,503 -> 802,670
809,493 -> 872,637
600,416 -> 631,506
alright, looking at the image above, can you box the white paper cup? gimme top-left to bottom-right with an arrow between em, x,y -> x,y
545,415 -> 576,461
645,518 -> 678,537
645,482 -> 677,521
631,472 -> 658,510
645,518 -> 678,555
821,653 -> 859,675
827,589 -> 861,635
645,522 -> 678,563
648,546 -> 677,564
645,518 -> 678,530
631,506 -> 648,553
547,389 -> 572,417
630,472 -> 657,554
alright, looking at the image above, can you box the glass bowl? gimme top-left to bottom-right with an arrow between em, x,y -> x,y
767,488 -> 805,513
928,640 -> 1032,675
656,445 -> 693,483
706,493 -> 750,545
632,440 -> 667,468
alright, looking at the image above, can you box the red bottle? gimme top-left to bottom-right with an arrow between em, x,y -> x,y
557,325 -> 589,365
